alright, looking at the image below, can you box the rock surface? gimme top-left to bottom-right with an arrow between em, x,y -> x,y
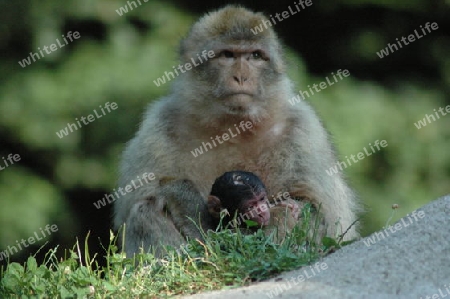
184,195 -> 450,299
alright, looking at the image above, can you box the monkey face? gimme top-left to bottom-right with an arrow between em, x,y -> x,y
206,46 -> 275,115
179,6 -> 285,117
239,193 -> 270,226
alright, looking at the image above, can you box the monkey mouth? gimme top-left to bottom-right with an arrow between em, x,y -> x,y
222,93 -> 254,111
223,92 -> 254,100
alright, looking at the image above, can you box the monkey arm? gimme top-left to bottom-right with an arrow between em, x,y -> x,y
159,178 -> 215,240
266,103 -> 360,241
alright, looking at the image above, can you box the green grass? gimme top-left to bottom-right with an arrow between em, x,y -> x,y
0,204 -> 349,298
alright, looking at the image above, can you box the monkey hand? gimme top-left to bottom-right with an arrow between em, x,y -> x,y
276,199 -> 300,220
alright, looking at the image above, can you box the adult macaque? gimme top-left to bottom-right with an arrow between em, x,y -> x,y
114,5 -> 360,257
208,171 -> 301,242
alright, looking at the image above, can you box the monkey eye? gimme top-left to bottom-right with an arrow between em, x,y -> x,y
220,50 -> 234,58
251,51 -> 263,59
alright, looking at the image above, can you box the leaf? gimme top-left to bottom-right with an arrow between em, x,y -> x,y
5,262 -> 25,278
244,220 -> 258,227
321,237 -> 338,248
26,256 -> 38,272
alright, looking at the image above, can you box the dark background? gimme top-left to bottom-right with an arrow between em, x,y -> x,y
0,0 -> 449,268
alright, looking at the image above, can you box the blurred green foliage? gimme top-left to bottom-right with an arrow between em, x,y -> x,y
0,0 -> 448,264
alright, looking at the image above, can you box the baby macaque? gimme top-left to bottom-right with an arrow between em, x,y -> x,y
208,171 -> 300,241
208,171 -> 270,228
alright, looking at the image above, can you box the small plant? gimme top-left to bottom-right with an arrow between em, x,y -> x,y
0,204 -> 351,298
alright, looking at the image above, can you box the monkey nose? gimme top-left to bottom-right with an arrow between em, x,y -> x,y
233,75 -> 248,84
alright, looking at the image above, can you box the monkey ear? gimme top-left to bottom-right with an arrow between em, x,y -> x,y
207,195 -> 223,219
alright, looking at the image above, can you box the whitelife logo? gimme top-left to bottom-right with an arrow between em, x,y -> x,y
18,31 -> 81,68
376,22 -> 438,59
